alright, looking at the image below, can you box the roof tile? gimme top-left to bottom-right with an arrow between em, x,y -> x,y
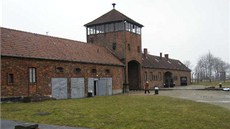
142,54 -> 191,71
85,9 -> 143,27
1,27 -> 123,66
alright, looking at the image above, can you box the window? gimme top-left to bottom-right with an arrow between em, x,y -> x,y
105,23 -> 114,32
75,68 -> 81,73
8,73 -> 14,84
91,69 -> 97,74
105,69 -> 110,74
128,44 -> 131,51
126,22 -> 132,32
144,72 -> 148,81
155,58 -> 159,62
115,22 -> 124,31
56,67 -> 64,73
158,72 -> 162,81
96,25 -> 104,34
87,26 -> 96,35
150,72 -> 153,81
137,46 -> 140,53
112,42 -> 116,50
136,27 -> 141,35
29,68 -> 36,83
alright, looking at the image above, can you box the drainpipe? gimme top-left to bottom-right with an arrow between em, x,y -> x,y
123,20 -> 128,93
27,68 -> 30,97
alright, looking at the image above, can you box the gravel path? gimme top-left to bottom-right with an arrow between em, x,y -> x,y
130,85 -> 230,110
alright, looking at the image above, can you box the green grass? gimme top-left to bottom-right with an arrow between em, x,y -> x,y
1,95 -> 230,129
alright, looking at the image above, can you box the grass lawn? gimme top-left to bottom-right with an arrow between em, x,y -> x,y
1,95 -> 230,129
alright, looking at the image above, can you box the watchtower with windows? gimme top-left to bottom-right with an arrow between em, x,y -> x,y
84,4 -> 144,90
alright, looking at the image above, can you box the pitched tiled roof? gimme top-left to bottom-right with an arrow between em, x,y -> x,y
142,54 -> 191,71
1,27 -> 123,66
84,9 -> 143,27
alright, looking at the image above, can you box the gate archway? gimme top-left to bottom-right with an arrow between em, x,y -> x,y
128,60 -> 140,90
164,72 -> 173,87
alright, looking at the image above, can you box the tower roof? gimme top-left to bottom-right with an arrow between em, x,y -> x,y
84,9 -> 143,27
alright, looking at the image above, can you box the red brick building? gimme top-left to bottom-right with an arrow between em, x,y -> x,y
1,6 -> 190,99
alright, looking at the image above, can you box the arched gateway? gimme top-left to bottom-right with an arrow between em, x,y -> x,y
128,60 -> 141,90
164,71 -> 173,87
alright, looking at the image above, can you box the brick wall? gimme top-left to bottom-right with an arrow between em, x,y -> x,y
87,31 -> 142,61
142,67 -> 191,89
1,56 -> 124,97
87,31 -> 143,90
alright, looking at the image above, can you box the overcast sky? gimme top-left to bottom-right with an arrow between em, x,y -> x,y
1,0 -> 230,70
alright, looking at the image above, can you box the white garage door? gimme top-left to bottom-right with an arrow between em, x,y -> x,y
88,78 -> 112,96
51,78 -> 68,99
71,78 -> 85,98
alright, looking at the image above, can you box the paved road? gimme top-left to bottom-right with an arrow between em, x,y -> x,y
160,89 -> 230,110
131,85 -> 230,110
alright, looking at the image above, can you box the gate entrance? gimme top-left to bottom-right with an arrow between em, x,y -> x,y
164,72 -> 173,87
180,77 -> 188,86
128,60 -> 140,90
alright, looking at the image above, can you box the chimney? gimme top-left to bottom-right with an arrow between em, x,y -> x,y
164,54 -> 169,59
144,48 -> 148,57
160,53 -> 162,59
112,3 -> 116,9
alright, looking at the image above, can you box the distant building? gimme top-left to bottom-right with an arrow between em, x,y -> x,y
1,5 -> 190,99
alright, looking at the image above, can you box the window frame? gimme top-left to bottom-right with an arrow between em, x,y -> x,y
144,72 -> 148,81
7,73 -> 14,84
29,67 -> 36,83
56,67 -> 64,73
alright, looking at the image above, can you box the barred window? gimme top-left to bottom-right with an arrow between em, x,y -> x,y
29,68 -> 36,83
56,67 -> 64,73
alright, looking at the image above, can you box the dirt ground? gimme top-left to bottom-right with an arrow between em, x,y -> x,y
129,85 -> 230,110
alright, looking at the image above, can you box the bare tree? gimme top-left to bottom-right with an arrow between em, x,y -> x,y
194,52 -> 230,82
183,60 -> 193,70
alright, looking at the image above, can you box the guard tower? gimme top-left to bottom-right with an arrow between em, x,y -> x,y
84,4 -> 144,90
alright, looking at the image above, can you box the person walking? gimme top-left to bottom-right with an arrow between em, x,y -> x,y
144,81 -> 150,94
